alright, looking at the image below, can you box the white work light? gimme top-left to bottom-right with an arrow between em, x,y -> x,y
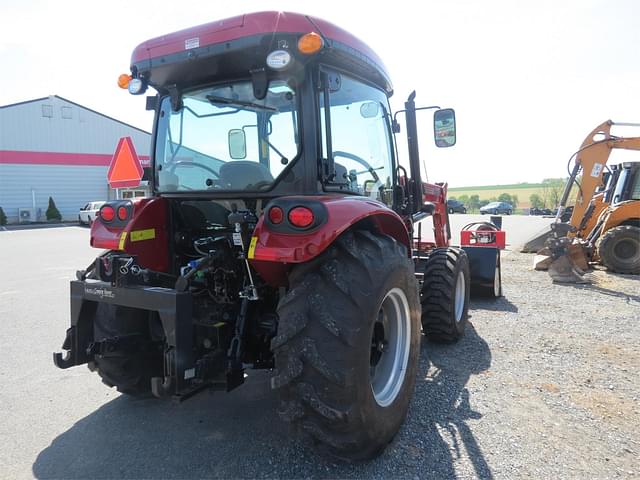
266,50 -> 292,70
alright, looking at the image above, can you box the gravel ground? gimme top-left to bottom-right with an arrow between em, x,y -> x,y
26,248 -> 639,479
2,225 -> 637,479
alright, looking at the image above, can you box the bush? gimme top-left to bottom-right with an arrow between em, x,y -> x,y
46,197 -> 62,221
0,207 -> 6,225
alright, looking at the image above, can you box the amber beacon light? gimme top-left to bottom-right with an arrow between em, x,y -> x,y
297,32 -> 323,54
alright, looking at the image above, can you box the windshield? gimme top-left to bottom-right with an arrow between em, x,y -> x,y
155,79 -> 299,192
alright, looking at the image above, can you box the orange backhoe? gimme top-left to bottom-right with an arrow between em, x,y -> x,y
526,121 -> 640,282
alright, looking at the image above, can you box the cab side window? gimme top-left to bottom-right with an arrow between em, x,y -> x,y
320,71 -> 395,206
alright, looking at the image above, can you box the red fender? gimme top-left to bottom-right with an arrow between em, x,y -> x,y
249,195 -> 410,286
90,197 -> 170,272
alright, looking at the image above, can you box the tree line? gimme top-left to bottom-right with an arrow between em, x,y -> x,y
450,178 -> 568,213
449,193 -> 519,212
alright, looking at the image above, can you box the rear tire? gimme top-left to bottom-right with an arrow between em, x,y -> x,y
597,225 -> 640,274
420,248 -> 470,343
90,304 -> 162,396
448,207 -> 454,214
271,230 -> 420,460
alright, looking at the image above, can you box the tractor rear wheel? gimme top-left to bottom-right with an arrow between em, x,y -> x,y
271,230 -> 420,460
89,304 -> 163,396
597,225 -> 640,274
420,248 -> 470,343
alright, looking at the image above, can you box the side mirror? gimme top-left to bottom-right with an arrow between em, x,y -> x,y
434,108 -> 456,148
228,129 -> 247,159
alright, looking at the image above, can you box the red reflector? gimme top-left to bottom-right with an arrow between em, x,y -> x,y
100,205 -> 115,222
288,207 -> 314,228
268,206 -> 284,224
117,206 -> 128,221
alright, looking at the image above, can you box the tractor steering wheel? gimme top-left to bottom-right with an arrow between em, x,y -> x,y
332,150 -> 384,199
332,150 -> 374,172
168,160 -> 220,179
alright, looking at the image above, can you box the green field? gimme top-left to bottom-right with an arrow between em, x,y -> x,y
448,182 -> 573,209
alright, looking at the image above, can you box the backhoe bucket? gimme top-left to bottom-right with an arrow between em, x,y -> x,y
547,255 -> 591,284
543,236 -> 592,284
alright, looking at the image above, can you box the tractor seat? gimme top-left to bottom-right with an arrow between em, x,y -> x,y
219,161 -> 274,190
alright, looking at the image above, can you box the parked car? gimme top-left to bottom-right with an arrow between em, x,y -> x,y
529,207 -> 553,216
78,201 -> 105,225
480,201 -> 513,215
447,199 -> 467,214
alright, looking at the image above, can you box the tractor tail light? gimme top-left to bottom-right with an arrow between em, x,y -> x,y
288,207 -> 314,228
99,205 -> 115,222
268,206 -> 284,224
117,206 -> 129,221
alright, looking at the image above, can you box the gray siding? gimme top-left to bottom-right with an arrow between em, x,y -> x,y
0,164 -> 109,222
0,96 -> 150,155
0,96 -> 152,223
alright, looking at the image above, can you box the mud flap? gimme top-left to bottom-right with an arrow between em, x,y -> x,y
462,246 -> 501,298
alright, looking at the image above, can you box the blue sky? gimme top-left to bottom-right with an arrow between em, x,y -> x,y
2,0 -> 639,187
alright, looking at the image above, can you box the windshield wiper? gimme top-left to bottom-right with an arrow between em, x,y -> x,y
206,95 -> 277,112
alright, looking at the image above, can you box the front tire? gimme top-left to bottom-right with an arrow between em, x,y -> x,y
597,225 -> 640,274
271,230 -> 420,460
420,248 -> 470,343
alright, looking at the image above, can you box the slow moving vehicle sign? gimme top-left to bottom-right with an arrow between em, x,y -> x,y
107,137 -> 143,188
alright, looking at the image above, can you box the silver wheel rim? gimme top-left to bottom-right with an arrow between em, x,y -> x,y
454,271 -> 465,322
370,288 -> 411,407
494,264 -> 501,296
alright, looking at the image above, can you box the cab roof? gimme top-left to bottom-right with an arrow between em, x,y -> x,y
131,11 -> 392,93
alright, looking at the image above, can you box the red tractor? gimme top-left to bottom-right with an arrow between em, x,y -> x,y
54,12 -> 501,460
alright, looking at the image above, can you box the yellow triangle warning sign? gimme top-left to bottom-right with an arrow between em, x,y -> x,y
107,137 -> 143,188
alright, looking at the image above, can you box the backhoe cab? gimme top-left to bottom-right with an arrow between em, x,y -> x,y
53,12 -> 501,460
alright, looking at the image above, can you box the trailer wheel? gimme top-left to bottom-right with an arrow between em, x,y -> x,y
421,248 -> 470,343
474,250 -> 502,299
90,304 -> 162,396
597,225 -> 640,274
272,230 -> 420,460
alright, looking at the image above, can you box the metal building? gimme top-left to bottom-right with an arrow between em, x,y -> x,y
0,95 -> 150,223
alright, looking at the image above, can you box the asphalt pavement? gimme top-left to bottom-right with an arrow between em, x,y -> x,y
0,216 -> 552,478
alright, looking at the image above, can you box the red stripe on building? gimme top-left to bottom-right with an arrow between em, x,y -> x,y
0,150 -> 150,167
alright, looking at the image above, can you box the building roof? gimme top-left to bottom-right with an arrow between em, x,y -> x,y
0,95 -> 150,135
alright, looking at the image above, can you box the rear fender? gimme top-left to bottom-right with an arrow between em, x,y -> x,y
249,195 -> 410,286
90,197 -> 170,272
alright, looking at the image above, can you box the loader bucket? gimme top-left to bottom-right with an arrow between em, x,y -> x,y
520,222 -> 573,253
